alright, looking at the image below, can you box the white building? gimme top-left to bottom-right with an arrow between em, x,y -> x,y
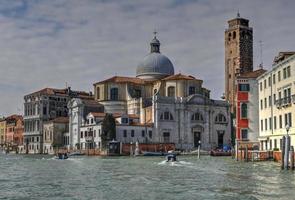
68,98 -> 104,150
92,35 -> 231,150
258,52 -> 295,150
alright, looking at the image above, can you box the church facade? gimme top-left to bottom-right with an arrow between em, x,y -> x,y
93,34 -> 231,150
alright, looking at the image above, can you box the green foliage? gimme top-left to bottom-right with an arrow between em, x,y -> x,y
101,113 -> 116,149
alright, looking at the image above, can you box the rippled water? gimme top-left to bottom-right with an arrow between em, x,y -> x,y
0,154 -> 294,200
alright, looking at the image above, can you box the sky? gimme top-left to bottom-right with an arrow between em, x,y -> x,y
0,0 -> 294,116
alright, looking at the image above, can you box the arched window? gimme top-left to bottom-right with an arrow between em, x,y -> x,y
241,103 -> 248,118
167,86 -> 175,97
233,31 -> 236,39
110,88 -> 118,100
228,33 -> 231,41
191,112 -> 204,121
215,114 -> 227,123
160,111 -> 174,121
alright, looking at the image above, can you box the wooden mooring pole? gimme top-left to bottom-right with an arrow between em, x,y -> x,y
245,146 -> 248,162
290,146 -> 294,170
284,135 -> 290,170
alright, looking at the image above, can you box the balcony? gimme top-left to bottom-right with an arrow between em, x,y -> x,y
275,97 -> 292,109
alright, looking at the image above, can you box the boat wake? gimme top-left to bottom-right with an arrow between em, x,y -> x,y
157,160 -> 193,166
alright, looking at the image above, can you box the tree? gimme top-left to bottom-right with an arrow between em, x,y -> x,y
101,113 -> 116,149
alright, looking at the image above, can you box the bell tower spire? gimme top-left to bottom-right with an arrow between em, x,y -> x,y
150,31 -> 160,53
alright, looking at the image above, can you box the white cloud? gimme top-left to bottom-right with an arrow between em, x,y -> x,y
0,0 -> 294,116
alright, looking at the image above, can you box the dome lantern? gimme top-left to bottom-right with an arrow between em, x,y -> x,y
136,32 -> 174,80
150,31 -> 160,53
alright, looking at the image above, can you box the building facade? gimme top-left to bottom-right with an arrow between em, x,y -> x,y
68,98 -> 104,150
5,115 -> 24,151
258,52 -> 295,150
236,69 -> 266,141
43,117 -> 69,154
93,35 -> 232,150
225,13 -> 253,113
23,87 -> 92,154
0,118 -> 6,146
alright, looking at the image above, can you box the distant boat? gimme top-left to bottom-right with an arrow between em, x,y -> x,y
210,150 -> 232,156
142,151 -> 164,156
142,151 -> 176,156
68,152 -> 85,156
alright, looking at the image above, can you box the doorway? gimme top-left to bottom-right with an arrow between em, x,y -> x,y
193,132 -> 201,148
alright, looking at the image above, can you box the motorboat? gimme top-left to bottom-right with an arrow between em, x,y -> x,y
56,153 -> 69,160
166,154 -> 177,162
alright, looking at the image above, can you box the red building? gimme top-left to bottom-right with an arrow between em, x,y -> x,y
5,115 -> 24,148
236,69 -> 266,141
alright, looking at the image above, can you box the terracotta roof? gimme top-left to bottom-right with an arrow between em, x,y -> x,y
48,117 -> 69,123
25,87 -> 92,98
81,99 -> 103,107
94,76 -> 148,85
238,69 -> 267,78
89,112 -> 122,118
161,73 -> 200,81
5,115 -> 23,121
125,122 -> 153,127
89,112 -> 139,119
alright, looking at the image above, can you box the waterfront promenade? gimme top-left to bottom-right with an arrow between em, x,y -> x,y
0,154 -> 294,200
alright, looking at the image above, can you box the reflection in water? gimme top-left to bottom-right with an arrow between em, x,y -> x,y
0,154 -> 294,200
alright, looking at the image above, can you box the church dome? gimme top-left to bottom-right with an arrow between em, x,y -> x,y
136,33 -> 174,80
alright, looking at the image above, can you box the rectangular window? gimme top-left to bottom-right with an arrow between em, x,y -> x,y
238,84 -> 250,91
270,140 -> 272,150
81,131 -> 83,138
288,113 -> 292,127
265,119 -> 268,131
274,139 -> 277,149
279,115 -> 282,128
269,96 -> 272,106
260,82 -> 262,91
283,68 -> 287,79
149,130 -> 152,138
268,76 -> 271,87
260,100 -> 263,110
285,114 -> 288,126
287,66 -> 291,77
141,130 -> 145,137
273,94 -> 276,104
274,116 -> 277,129
163,132 -> 170,143
273,74 -> 276,84
278,71 -> 281,81
261,120 -> 263,131
123,130 -> 127,137
241,129 -> 248,140
131,130 -> 134,137
189,86 -> 196,95
269,117 -> 272,130
264,79 -> 267,89
96,87 -> 100,99
264,98 -> 267,108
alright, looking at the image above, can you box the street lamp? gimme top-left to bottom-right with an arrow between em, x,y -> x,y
286,124 -> 290,135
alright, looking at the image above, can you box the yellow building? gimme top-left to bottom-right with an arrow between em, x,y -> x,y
258,52 -> 295,150
0,118 -> 6,145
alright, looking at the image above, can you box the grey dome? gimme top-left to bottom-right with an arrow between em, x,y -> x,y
136,52 -> 174,78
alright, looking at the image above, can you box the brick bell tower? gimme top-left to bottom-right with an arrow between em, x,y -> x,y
225,12 -> 253,114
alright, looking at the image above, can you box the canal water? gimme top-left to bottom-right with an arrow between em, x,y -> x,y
0,154 -> 294,200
